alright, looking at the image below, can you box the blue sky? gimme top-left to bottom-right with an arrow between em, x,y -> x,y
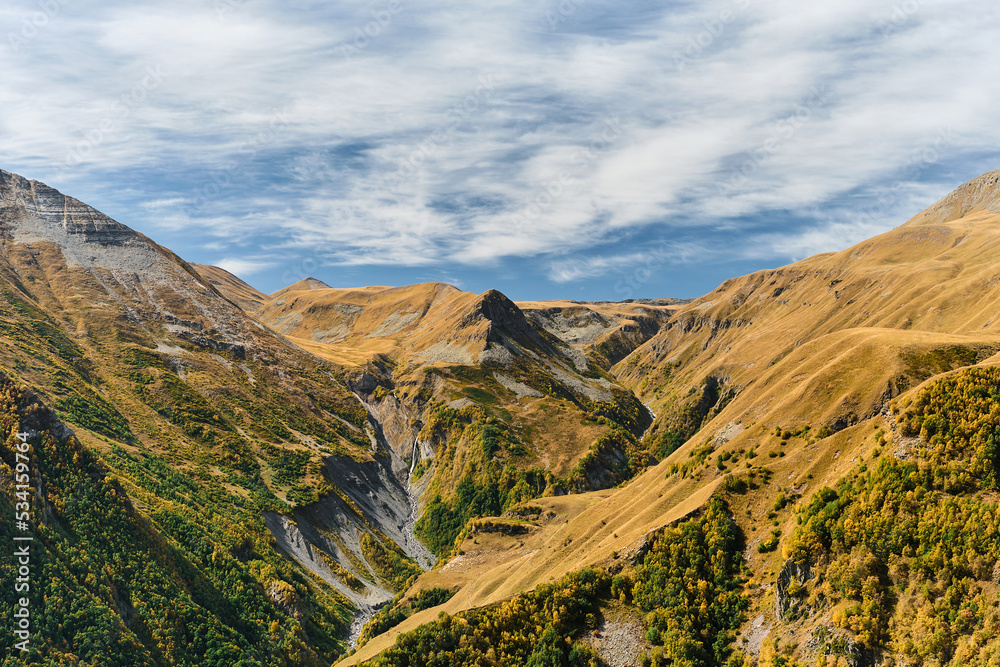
3,0 -> 999,300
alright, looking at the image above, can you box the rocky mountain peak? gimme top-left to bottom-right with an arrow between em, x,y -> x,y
0,167 -> 266,356
462,288 -> 538,344
0,169 -> 138,248
905,167 -> 1000,226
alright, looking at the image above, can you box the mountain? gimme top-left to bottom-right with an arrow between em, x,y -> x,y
0,169 -> 445,663
245,279 -> 661,557
5,166 -> 1000,667
341,170 -> 1000,667
0,168 -> 664,664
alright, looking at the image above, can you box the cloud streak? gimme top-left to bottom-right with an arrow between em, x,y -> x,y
1,0 -> 998,297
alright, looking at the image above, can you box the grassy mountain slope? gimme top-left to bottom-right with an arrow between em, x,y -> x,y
618,174 -> 1000,463
248,280 -> 658,560
343,169 -> 1000,667
0,169 -> 446,661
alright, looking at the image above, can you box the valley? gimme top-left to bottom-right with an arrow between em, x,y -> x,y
3,167 -> 1000,666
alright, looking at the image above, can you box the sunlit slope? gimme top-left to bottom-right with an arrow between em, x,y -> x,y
617,173 -> 1000,459
257,281 -> 563,367
193,263 -> 269,313
343,169 -> 1000,665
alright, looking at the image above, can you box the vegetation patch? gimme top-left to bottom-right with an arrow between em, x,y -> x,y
899,345 -> 980,382
357,587 -> 458,647
364,497 -> 748,667
416,466 -> 548,556
360,568 -> 608,666
359,533 -> 424,593
646,374 -> 739,459
771,366 -> 1000,664
55,390 -> 134,442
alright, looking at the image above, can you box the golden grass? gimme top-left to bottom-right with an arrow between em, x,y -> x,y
192,264 -> 268,313
514,397 -> 611,478
338,191 -> 1000,665
255,282 -> 487,368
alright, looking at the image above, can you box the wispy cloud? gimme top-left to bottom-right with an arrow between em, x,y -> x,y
213,257 -> 278,278
547,252 -> 655,283
1,0 -> 998,297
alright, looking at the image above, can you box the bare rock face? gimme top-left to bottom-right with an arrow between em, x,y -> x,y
0,168 -> 267,356
7,173 -> 137,246
1,169 -> 146,262
907,168 -> 1000,225
775,559 -> 812,619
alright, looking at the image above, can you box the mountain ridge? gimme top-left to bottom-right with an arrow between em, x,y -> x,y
339,168 -> 1000,666
5,166 -> 1000,667
0,167 -> 671,660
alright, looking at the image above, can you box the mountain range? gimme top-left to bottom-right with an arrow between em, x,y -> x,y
2,166 -> 1000,667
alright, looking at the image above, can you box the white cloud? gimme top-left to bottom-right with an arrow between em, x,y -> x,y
1,0 -> 998,287
213,256 -> 278,277
547,252 -> 658,283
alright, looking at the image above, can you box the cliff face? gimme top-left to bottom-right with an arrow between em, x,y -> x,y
0,169 -> 445,652
1,170 -> 137,246
463,289 -> 539,344
0,168 -> 262,357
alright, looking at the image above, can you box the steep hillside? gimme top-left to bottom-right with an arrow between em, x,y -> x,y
250,280 -> 657,560
516,298 -> 684,369
618,170 -> 1000,463
193,263 -> 269,313
0,374 -> 351,665
344,170 -> 1000,667
0,169 -> 445,659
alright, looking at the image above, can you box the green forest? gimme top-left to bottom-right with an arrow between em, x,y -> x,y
360,496 -> 747,667
0,375 -> 351,666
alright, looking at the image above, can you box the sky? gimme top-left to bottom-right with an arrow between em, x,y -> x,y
2,0 -> 999,301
